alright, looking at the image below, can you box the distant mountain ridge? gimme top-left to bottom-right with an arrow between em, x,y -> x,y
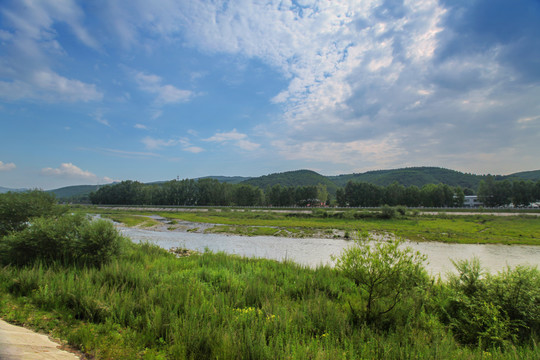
0,186 -> 27,194
242,167 -> 540,193
328,167 -> 483,189
3,167 -> 539,200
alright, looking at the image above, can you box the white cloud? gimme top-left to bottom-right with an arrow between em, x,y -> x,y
135,71 -> 193,105
142,136 -> 205,153
272,134 -> 405,168
41,163 -> 112,183
92,109 -> 110,127
142,136 -> 179,150
205,129 -> 246,142
0,161 -> 16,171
134,124 -> 148,130
204,129 -> 260,151
183,146 -> 204,154
96,148 -> 160,159
0,71 -> 102,102
0,0 -> 103,103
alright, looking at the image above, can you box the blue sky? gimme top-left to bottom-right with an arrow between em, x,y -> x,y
1,0 -> 539,190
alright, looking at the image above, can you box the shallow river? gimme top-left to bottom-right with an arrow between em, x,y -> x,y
119,227 -> 540,277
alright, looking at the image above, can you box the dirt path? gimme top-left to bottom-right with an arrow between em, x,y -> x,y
0,319 -> 80,360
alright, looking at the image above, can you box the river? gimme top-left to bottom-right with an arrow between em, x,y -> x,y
119,227 -> 540,277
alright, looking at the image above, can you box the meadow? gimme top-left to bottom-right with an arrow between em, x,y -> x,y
1,195 -> 539,359
2,240 -> 539,359
88,206 -> 540,245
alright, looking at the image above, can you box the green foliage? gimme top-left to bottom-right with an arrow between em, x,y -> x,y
441,259 -> 540,349
1,242 -> 539,358
0,214 -> 126,267
330,166 -> 485,188
242,169 -> 338,195
380,205 -> 397,219
334,232 -> 428,326
0,190 -> 63,236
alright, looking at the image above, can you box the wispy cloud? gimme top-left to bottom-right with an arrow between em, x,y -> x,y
95,148 -> 160,159
0,161 -> 16,171
134,124 -> 148,130
142,136 -> 179,150
0,1 -> 102,103
205,129 -> 260,151
142,136 -> 205,153
42,163 -> 113,183
0,71 -> 102,102
92,109 -> 110,127
135,72 -> 193,105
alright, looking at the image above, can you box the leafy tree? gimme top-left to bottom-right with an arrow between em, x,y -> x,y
384,182 -> 405,206
234,184 -> 263,206
512,180 -> 534,207
334,233 -> 428,325
316,183 -> 329,205
453,186 -> 465,207
0,190 -> 63,237
478,177 -> 512,207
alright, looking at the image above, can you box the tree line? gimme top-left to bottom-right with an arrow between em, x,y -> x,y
89,179 -> 328,207
336,182 -> 465,208
89,177 -> 540,208
478,176 -> 540,207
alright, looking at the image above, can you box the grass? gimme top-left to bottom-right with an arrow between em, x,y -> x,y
101,214 -> 161,228
1,242 -> 538,359
83,206 -> 540,245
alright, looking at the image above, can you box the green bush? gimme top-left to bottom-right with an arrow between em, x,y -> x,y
380,205 -> 397,219
0,214 -> 126,267
0,190 -> 64,236
334,232 -> 428,326
442,259 -> 540,348
395,205 -> 407,216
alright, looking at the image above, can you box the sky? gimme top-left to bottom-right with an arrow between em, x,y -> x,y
1,0 -> 539,190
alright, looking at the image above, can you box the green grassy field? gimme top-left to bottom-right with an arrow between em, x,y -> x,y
87,206 -> 540,245
2,242 -> 539,359
3,193 -> 539,359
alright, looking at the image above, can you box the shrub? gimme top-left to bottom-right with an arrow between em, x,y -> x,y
395,205 -> 407,216
334,232 -> 428,326
442,259 -> 540,348
0,214 -> 126,267
379,205 -> 396,219
0,190 -> 63,237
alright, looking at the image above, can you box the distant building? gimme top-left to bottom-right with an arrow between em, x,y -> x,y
464,195 -> 482,207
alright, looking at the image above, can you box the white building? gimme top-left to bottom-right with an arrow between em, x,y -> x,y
464,195 -> 482,207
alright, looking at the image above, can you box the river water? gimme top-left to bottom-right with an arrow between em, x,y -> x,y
119,227 -> 540,277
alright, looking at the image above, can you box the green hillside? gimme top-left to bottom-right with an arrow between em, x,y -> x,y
42,167 -> 540,201
242,170 -> 339,194
0,186 -> 27,194
503,170 -> 540,181
197,176 -> 253,184
48,185 -> 101,202
329,167 -> 483,189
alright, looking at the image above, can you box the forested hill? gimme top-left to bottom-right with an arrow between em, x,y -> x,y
12,167 -> 539,201
328,167 -> 483,189
504,170 -> 540,181
241,170 -> 339,194
47,185 -> 101,202
242,167 -> 540,192
197,176 -> 252,184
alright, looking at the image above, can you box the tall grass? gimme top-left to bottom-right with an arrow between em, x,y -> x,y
1,241 -> 538,359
